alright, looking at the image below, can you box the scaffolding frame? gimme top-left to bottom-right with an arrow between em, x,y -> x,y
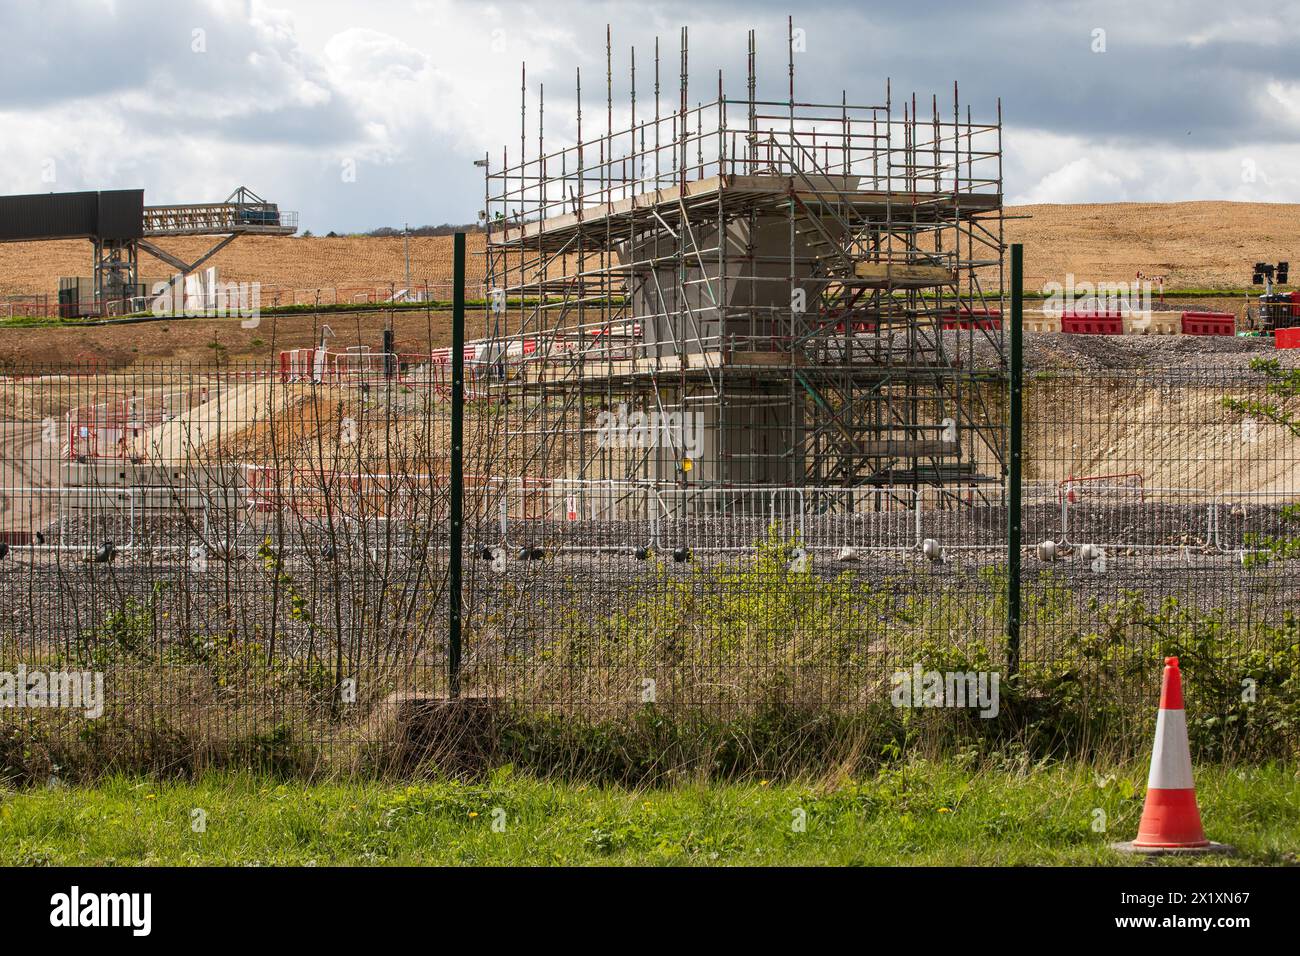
481,23 -> 1006,509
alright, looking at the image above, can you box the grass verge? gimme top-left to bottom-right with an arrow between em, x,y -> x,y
1,759 -> 1295,865
0,287 -> 1263,329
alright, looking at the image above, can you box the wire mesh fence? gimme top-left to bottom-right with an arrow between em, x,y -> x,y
0,354 -> 1296,772
1017,366 -> 1299,732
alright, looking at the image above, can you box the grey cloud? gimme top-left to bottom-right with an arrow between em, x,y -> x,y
505,1 -> 1300,147
0,0 -> 365,148
4,0 -> 1300,230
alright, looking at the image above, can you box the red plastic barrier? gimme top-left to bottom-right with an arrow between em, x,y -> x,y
941,308 -> 1002,331
1276,327 -> 1300,349
1061,310 -> 1124,335
1180,311 -> 1235,336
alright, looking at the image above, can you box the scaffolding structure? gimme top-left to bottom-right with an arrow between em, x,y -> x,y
481,24 -> 1006,512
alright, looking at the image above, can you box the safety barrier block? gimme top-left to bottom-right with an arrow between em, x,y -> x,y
1277,327 -> 1300,349
1181,311 -> 1235,336
1061,311 -> 1124,335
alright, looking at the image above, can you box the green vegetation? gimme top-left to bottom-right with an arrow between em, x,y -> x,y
4,535 -> 1295,785
0,300 -> 453,329
526,534 -> 1299,765
1222,358 -> 1300,441
1,760 -> 1294,865
0,314 -> 68,329
1,284 -> 1263,330
0,295 -> 586,328
1223,358 -> 1300,566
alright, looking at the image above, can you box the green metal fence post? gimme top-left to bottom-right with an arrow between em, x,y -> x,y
1007,243 -> 1023,678
449,231 -> 465,698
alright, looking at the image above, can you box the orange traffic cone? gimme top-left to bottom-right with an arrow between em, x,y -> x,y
1113,657 -> 1233,856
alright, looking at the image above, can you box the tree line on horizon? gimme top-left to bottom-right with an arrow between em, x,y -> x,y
298,223 -> 486,238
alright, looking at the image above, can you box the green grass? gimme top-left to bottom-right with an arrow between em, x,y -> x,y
2,759 -> 1295,865
0,314 -> 67,328
1,286 -> 1262,330
0,296 -> 559,328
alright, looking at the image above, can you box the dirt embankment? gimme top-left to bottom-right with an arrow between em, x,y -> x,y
0,233 -> 487,299
1004,201 -> 1300,292
0,200 -> 1296,300
1025,378 -> 1297,497
0,310 -> 457,370
0,294 -> 1280,372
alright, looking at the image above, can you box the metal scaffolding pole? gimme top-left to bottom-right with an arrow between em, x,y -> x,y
480,23 -> 1007,518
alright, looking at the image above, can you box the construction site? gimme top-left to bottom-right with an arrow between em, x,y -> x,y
0,22 -> 1295,736
479,27 -> 1005,503
9,0 -> 1300,900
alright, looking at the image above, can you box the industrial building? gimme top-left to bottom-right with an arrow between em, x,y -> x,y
0,186 -> 295,316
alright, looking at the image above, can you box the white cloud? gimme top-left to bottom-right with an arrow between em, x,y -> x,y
1264,81 -> 1300,134
1019,158 -> 1127,204
1009,127 -> 1300,204
4,0 -> 1300,229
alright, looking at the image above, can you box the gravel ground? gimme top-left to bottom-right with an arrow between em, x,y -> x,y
945,328 -> 1299,374
2,552 -> 1290,662
2,501 -> 1294,658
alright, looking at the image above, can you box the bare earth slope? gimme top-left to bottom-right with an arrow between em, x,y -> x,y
0,234 -> 488,298
1006,201 -> 1299,290
1,201 -> 1297,297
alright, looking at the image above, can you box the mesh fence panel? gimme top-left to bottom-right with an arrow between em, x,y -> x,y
0,358 -> 1296,763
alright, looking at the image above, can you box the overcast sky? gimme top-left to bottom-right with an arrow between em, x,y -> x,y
2,0 -> 1300,232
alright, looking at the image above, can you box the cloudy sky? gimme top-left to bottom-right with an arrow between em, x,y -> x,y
2,0 -> 1300,232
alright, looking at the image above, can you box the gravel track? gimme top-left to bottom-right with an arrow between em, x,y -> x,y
2,501 -> 1294,659
948,328 -> 1300,375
